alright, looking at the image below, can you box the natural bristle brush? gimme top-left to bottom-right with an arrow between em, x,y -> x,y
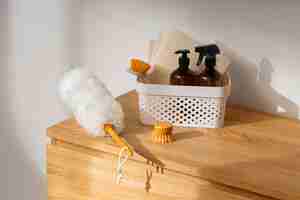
152,122 -> 173,144
128,58 -> 155,77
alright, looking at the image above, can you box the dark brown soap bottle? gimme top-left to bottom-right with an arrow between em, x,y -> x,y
170,49 -> 195,86
199,55 -> 223,86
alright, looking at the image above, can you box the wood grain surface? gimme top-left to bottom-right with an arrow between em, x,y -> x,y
48,143 -> 273,200
48,91 -> 300,200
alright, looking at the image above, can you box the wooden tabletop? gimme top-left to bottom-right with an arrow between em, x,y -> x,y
48,91 -> 300,200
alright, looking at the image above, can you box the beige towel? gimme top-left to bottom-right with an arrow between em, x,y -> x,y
147,31 -> 200,84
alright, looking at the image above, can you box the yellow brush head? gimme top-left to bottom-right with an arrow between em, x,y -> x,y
130,59 -> 151,75
152,122 -> 173,144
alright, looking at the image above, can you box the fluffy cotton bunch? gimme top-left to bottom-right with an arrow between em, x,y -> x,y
58,66 -> 124,137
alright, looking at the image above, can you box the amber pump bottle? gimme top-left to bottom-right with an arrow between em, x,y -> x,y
199,55 -> 223,86
170,49 -> 196,86
194,44 -> 223,86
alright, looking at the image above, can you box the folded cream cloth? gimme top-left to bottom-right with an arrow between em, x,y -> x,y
146,31 -> 200,84
216,54 -> 231,74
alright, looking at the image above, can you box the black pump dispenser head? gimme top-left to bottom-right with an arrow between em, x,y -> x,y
204,55 -> 217,76
195,44 -> 220,66
175,49 -> 190,71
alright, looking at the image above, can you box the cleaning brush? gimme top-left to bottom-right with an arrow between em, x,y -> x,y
152,122 -> 173,144
128,58 -> 155,77
58,66 -> 133,155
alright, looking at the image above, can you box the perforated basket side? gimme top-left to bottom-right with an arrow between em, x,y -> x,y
138,94 -> 225,128
136,73 -> 231,128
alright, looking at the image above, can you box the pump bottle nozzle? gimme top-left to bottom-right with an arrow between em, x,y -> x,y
175,49 -> 190,70
195,44 -> 220,66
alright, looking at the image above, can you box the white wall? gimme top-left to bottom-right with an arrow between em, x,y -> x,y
1,0 -> 300,199
0,0 -> 73,199
80,0 -> 300,119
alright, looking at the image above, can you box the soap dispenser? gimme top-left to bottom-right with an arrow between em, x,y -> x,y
170,49 -> 195,86
200,55 -> 223,86
195,44 -> 220,67
194,44 -> 223,86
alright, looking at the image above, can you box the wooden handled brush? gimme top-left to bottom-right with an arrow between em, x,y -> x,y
104,124 -> 134,156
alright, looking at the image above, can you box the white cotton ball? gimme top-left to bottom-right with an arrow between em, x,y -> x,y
58,66 -> 124,137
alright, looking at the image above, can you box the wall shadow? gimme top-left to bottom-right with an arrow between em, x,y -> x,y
217,41 -> 299,119
0,1 -> 45,199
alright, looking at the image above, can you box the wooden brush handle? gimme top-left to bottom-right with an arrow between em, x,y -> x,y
103,124 -> 134,156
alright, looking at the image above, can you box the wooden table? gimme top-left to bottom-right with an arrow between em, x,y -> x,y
48,91 -> 300,200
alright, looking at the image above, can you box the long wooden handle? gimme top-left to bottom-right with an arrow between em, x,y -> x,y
103,124 -> 134,156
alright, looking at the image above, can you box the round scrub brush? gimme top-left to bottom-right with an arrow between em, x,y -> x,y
152,122 -> 173,144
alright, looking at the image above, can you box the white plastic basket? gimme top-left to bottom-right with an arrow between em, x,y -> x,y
136,76 -> 231,128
